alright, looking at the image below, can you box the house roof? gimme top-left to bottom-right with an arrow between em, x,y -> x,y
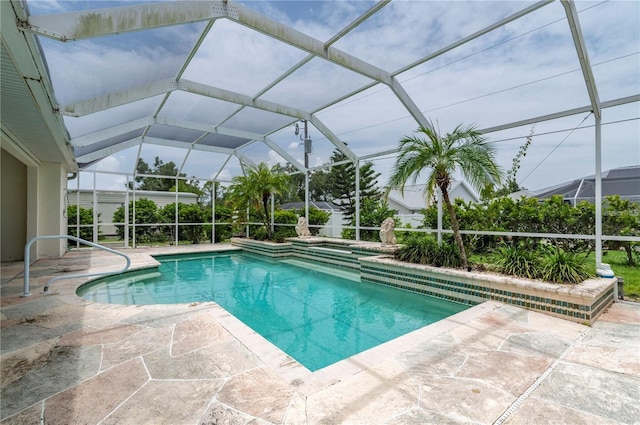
526,165 -> 640,202
280,201 -> 343,211
387,182 -> 479,211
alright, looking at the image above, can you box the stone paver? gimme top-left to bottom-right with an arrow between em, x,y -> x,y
305,360 -> 419,424
217,366 -> 296,423
505,397 -> 626,425
530,362 -> 640,423
102,379 -> 223,425
1,246 -> 639,424
44,358 -> 149,424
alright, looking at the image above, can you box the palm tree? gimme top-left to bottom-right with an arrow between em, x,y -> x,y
388,123 -> 503,269
228,162 -> 290,240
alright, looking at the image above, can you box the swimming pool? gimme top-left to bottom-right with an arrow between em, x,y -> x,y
78,252 -> 469,371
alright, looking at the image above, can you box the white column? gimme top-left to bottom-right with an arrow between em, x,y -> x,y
37,162 -> 66,258
211,181 -> 216,243
271,192 -> 275,235
92,172 -> 98,243
175,177 -> 179,246
595,115 -> 602,265
437,188 -> 443,245
304,171 -> 310,222
355,160 -> 360,241
26,166 -> 39,260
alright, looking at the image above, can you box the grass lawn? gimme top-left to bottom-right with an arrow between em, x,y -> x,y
471,249 -> 639,302
592,250 -> 639,302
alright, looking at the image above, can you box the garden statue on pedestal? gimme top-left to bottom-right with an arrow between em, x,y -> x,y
296,217 -> 311,237
379,217 -> 397,245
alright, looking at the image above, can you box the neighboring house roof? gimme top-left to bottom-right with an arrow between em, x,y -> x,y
280,201 -> 344,211
387,182 -> 479,212
507,189 -> 538,200
521,165 -> 640,203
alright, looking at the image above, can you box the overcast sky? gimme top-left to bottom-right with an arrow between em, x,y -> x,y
29,0 -> 639,193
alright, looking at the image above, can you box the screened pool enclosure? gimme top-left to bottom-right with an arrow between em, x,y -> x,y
1,0 -> 638,264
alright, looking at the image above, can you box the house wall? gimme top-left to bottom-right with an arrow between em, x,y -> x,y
1,149 -> 27,261
67,190 -> 199,236
317,211 -> 345,238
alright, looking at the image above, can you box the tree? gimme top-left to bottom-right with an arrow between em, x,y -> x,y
67,205 -> 99,243
328,149 -> 381,222
159,202 -> 206,244
492,125 -> 534,198
131,157 -> 202,194
309,169 -> 332,201
342,198 -> 398,242
388,123 -> 503,269
227,162 -> 290,240
273,163 -> 304,203
113,198 -> 166,243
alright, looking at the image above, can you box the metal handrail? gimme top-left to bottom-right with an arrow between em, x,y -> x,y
22,235 -> 130,297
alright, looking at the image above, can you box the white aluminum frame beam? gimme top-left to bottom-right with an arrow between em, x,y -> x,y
70,117 -> 155,147
561,0 -> 601,118
75,137 -> 143,163
561,0 -> 603,267
20,1 -> 228,41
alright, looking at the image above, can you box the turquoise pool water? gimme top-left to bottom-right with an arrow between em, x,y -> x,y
78,252 -> 469,371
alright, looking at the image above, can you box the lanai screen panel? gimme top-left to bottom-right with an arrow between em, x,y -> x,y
81,145 -> 139,175
579,1 -> 640,101
314,85 -> 420,158
20,0 -> 639,186
332,1 -> 534,72
197,133 -> 252,150
63,96 -> 164,139
223,107 -> 296,135
260,57 -> 375,112
146,125 -> 206,145
157,92 -> 241,127
37,23 -> 206,105
74,129 -> 144,159
181,150 -> 232,181
398,1 -> 591,132
182,19 -> 308,97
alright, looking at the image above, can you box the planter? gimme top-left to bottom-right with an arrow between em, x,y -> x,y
360,256 -> 616,325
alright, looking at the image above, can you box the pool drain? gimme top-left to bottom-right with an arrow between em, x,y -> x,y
492,329 -> 588,425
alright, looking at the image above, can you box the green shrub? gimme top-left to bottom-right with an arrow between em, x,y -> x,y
66,205 -> 99,243
493,243 -> 542,280
160,203 -> 206,244
396,235 -> 462,268
342,198 -> 399,242
272,209 -> 298,242
435,241 -> 462,268
202,206 -> 234,242
113,198 -> 167,243
295,207 -> 331,236
396,234 -> 438,264
541,247 -> 592,284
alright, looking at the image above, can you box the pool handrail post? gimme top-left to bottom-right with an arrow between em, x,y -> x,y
22,235 -> 131,297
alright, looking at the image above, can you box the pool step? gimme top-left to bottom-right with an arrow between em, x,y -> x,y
281,259 -> 360,282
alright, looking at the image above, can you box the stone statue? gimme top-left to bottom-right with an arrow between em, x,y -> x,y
295,217 -> 311,237
379,217 -> 397,245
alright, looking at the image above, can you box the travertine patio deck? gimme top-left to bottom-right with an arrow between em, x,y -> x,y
1,245 -> 639,424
